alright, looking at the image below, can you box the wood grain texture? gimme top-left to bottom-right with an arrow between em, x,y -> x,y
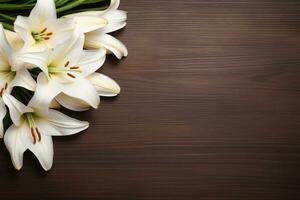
1,0 -> 300,199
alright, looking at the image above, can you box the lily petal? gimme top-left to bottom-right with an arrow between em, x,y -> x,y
104,10 -> 127,23
28,73 -> 61,112
4,30 -> 24,50
28,134 -> 53,171
61,77 -> 100,109
108,0 -> 121,11
36,109 -> 89,136
55,93 -> 90,111
0,99 -> 7,138
4,124 -> 28,170
49,99 -> 61,109
29,0 -> 56,22
44,18 -> 76,49
12,50 -> 49,74
85,33 -> 128,59
88,73 -> 121,97
2,94 -> 33,126
79,48 -> 106,77
69,16 -> 108,33
0,24 -> 12,58
14,16 -> 36,47
10,68 -> 36,91
50,30 -> 84,67
101,10 -> 127,34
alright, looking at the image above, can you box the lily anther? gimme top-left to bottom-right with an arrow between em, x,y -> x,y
24,113 -> 42,144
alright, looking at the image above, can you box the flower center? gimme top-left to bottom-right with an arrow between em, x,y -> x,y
25,113 -> 41,144
48,61 -> 82,79
31,27 -> 53,43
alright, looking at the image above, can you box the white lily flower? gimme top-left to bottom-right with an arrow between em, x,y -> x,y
55,72 -> 121,111
14,0 -> 75,52
2,94 -> 89,171
64,0 -> 128,59
0,24 -> 47,137
28,31 -> 106,111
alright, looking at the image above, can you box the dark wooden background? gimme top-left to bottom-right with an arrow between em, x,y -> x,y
1,0 -> 300,199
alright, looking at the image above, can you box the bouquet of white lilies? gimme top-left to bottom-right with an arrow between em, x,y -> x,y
0,0 -> 127,170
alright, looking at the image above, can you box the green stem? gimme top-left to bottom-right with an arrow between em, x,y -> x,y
59,6 -> 107,16
0,13 -> 15,21
82,0 -> 107,4
0,3 -> 35,10
56,0 -> 87,13
0,21 -> 13,31
55,0 -> 70,7
0,0 -> 16,2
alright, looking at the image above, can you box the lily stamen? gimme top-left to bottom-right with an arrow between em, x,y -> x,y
31,128 -> 37,144
48,68 -> 82,73
48,63 -> 82,79
67,73 -> 76,79
35,128 -> 42,142
41,28 -> 47,33
26,114 -> 42,144
65,61 -> 70,67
